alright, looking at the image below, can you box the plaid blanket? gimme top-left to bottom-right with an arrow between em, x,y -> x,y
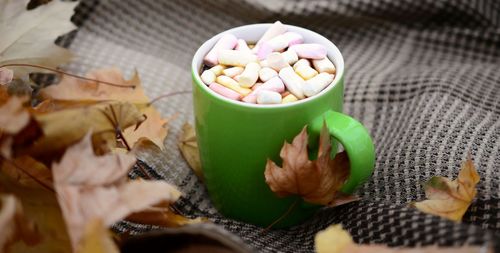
59,0 -> 500,252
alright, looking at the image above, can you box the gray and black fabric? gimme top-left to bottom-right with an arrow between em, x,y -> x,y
57,0 -> 500,252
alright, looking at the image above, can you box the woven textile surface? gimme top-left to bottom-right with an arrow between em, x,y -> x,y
57,0 -> 500,252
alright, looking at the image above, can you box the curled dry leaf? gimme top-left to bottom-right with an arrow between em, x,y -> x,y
0,0 -> 76,78
264,124 -> 351,205
315,224 -> 491,253
0,194 -> 41,252
126,206 -> 207,228
177,123 -> 202,180
77,219 -> 119,253
40,68 -> 169,149
52,132 -> 183,250
411,158 -> 480,222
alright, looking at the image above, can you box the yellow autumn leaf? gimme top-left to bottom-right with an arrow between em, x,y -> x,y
412,158 -> 480,222
177,123 -> 202,180
77,219 -> 119,253
315,224 -> 491,253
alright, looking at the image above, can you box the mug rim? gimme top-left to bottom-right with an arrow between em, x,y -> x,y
191,23 -> 345,109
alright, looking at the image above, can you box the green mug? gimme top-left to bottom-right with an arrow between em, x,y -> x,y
191,24 -> 375,228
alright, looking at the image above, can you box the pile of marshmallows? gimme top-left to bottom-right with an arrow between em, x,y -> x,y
200,21 -> 336,105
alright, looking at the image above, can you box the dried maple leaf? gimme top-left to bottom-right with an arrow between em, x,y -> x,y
177,123 -> 202,180
0,0 -> 76,78
411,158 -> 480,222
1,156 -> 53,189
264,124 -> 351,205
17,101 -> 145,160
0,172 -> 72,253
52,132 -> 183,250
40,68 -> 169,149
77,219 -> 119,253
0,194 -> 41,252
315,224 -> 491,253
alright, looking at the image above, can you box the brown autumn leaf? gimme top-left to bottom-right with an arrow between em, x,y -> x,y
77,219 -> 119,253
0,172 -> 72,253
314,224 -> 491,253
411,158 -> 480,222
0,194 -> 42,252
264,123 -> 351,205
16,101 -> 145,161
40,68 -> 169,149
1,156 -> 53,189
52,132 -> 183,250
177,123 -> 202,180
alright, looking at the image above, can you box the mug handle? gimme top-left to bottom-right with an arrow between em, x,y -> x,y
308,110 -> 375,194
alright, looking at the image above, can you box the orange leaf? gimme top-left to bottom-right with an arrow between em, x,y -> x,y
126,206 -> 206,228
77,219 -> 119,253
411,158 -> 480,222
264,124 -> 351,205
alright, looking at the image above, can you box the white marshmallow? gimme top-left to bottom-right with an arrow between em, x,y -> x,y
259,60 -> 269,68
239,62 -> 261,88
257,90 -> 282,104
303,73 -> 334,97
267,52 -> 289,71
259,67 -> 278,82
208,65 -> 226,76
279,66 -> 305,99
281,50 -> 299,65
200,70 -> 216,85
204,34 -> 238,66
242,76 -> 285,103
295,65 -> 318,80
257,34 -> 288,59
235,39 -> 251,52
223,66 -> 244,77
312,57 -> 336,74
293,59 -> 310,70
218,50 -> 257,67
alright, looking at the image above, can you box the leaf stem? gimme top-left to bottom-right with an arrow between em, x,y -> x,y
0,63 -> 136,89
262,199 -> 299,233
148,90 -> 192,106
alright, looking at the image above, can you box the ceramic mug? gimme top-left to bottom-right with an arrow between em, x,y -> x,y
191,24 -> 375,228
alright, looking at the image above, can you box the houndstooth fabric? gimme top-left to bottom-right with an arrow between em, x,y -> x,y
56,0 -> 500,252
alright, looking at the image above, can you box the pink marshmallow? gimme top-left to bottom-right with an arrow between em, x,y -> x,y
204,34 -> 238,66
242,76 -> 285,103
289,44 -> 327,59
209,83 -> 241,101
283,32 -> 303,46
256,42 -> 273,60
